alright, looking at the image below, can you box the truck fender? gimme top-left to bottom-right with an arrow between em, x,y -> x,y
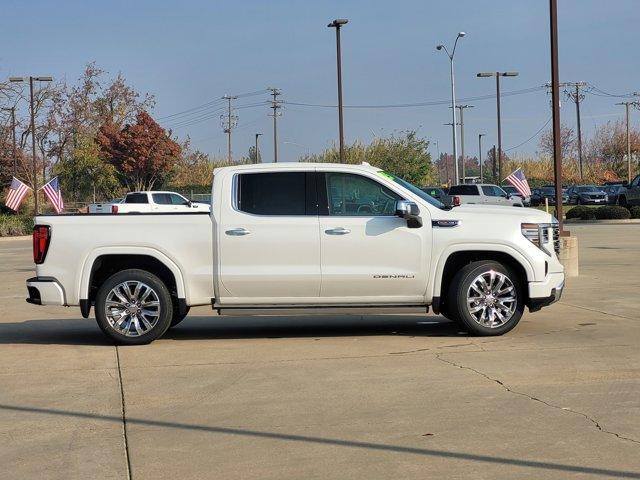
78,246 -> 187,302
429,243 -> 536,299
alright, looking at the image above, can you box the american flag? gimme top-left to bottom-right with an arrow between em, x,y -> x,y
505,168 -> 531,197
4,177 -> 31,212
41,176 -> 64,213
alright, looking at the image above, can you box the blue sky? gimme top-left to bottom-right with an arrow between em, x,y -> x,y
1,0 -> 639,162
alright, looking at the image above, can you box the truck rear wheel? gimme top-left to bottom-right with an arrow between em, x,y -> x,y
95,269 -> 173,345
447,261 -> 524,336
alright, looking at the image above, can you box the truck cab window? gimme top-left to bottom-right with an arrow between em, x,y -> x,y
152,193 -> 172,204
237,172 -> 307,215
324,172 -> 400,216
125,193 -> 148,204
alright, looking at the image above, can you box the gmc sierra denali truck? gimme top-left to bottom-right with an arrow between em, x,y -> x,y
26,162 -> 564,345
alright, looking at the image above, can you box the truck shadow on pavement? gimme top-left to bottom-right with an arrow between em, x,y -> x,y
0,315 -> 463,346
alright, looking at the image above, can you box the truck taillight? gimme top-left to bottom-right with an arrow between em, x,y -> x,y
33,225 -> 51,264
452,196 -> 461,206
111,205 -> 119,214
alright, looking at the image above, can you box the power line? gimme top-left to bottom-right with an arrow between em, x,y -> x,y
281,86 -> 545,109
504,116 -> 552,152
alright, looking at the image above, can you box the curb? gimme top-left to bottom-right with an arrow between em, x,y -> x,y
0,235 -> 31,242
565,219 -> 640,225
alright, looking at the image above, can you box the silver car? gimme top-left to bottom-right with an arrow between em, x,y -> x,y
448,184 -> 524,207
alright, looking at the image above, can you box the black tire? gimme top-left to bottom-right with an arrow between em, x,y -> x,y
447,260 -> 524,336
619,196 -> 628,208
170,303 -> 190,328
95,269 -> 173,345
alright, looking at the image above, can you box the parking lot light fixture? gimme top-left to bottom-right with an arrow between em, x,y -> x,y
9,76 -> 53,215
476,71 -> 519,182
436,32 -> 466,185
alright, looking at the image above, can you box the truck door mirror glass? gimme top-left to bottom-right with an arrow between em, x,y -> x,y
395,200 -> 422,228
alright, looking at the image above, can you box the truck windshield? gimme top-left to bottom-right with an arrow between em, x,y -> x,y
380,171 -> 445,209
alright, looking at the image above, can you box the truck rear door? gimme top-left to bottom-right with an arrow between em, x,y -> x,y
217,171 -> 320,303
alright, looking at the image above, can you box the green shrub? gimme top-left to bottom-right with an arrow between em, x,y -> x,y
0,215 -> 33,237
629,206 -> 640,219
594,206 -> 631,220
566,206 -> 596,220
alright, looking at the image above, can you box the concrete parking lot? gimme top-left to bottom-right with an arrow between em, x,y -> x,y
1,224 -> 639,479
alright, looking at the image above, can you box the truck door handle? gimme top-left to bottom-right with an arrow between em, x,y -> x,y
225,228 -> 250,236
325,227 -> 350,235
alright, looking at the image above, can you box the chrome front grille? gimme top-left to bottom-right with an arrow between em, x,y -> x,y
552,224 -> 560,254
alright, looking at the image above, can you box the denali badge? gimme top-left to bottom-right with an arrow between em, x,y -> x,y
373,274 -> 415,279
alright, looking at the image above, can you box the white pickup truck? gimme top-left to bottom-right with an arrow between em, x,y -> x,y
88,191 -> 210,214
26,162 -> 564,345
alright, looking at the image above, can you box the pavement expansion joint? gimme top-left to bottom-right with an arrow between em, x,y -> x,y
434,353 -> 640,446
115,346 -> 133,480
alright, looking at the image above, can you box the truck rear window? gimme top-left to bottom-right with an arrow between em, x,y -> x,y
448,185 -> 479,195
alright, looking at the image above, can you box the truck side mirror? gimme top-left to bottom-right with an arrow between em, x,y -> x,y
395,200 -> 422,228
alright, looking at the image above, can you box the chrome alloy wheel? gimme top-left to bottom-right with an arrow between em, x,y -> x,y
105,281 -> 161,337
466,270 -> 517,328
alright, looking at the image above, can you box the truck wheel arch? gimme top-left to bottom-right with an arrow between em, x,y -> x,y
430,247 -> 534,314
80,248 -> 187,313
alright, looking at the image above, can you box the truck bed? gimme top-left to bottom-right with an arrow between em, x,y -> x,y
32,212 -> 213,306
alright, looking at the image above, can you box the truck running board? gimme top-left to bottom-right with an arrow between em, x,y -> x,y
216,305 -> 429,316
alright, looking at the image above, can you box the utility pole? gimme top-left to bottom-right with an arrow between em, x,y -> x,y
562,82 -> 587,180
492,145 -> 497,183
221,95 -> 238,163
478,133 -> 486,182
268,88 -> 281,162
2,107 -> 17,177
254,133 -> 262,164
455,104 -> 473,183
616,100 -> 640,184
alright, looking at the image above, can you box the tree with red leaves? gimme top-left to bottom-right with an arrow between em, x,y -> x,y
96,111 -> 181,191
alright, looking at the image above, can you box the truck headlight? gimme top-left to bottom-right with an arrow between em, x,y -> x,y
521,222 -> 559,256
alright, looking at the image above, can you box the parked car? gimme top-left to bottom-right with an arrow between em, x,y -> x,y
566,185 -> 608,205
89,191 -> 210,214
603,185 -> 627,205
26,162 -> 564,344
530,187 -> 569,207
447,184 -> 524,207
501,185 -> 531,207
618,175 -> 640,207
420,186 -> 452,206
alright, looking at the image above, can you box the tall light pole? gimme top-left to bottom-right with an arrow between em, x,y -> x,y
254,133 -> 262,164
328,18 -> 348,163
437,32 -> 466,185
10,76 -> 53,215
549,0 -> 565,232
476,71 -> 518,182
2,107 -> 17,177
478,133 -> 486,181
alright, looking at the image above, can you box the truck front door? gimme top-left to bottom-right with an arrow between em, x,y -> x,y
317,171 -> 429,303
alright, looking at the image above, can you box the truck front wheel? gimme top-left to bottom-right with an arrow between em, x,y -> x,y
447,261 -> 524,336
95,269 -> 173,345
